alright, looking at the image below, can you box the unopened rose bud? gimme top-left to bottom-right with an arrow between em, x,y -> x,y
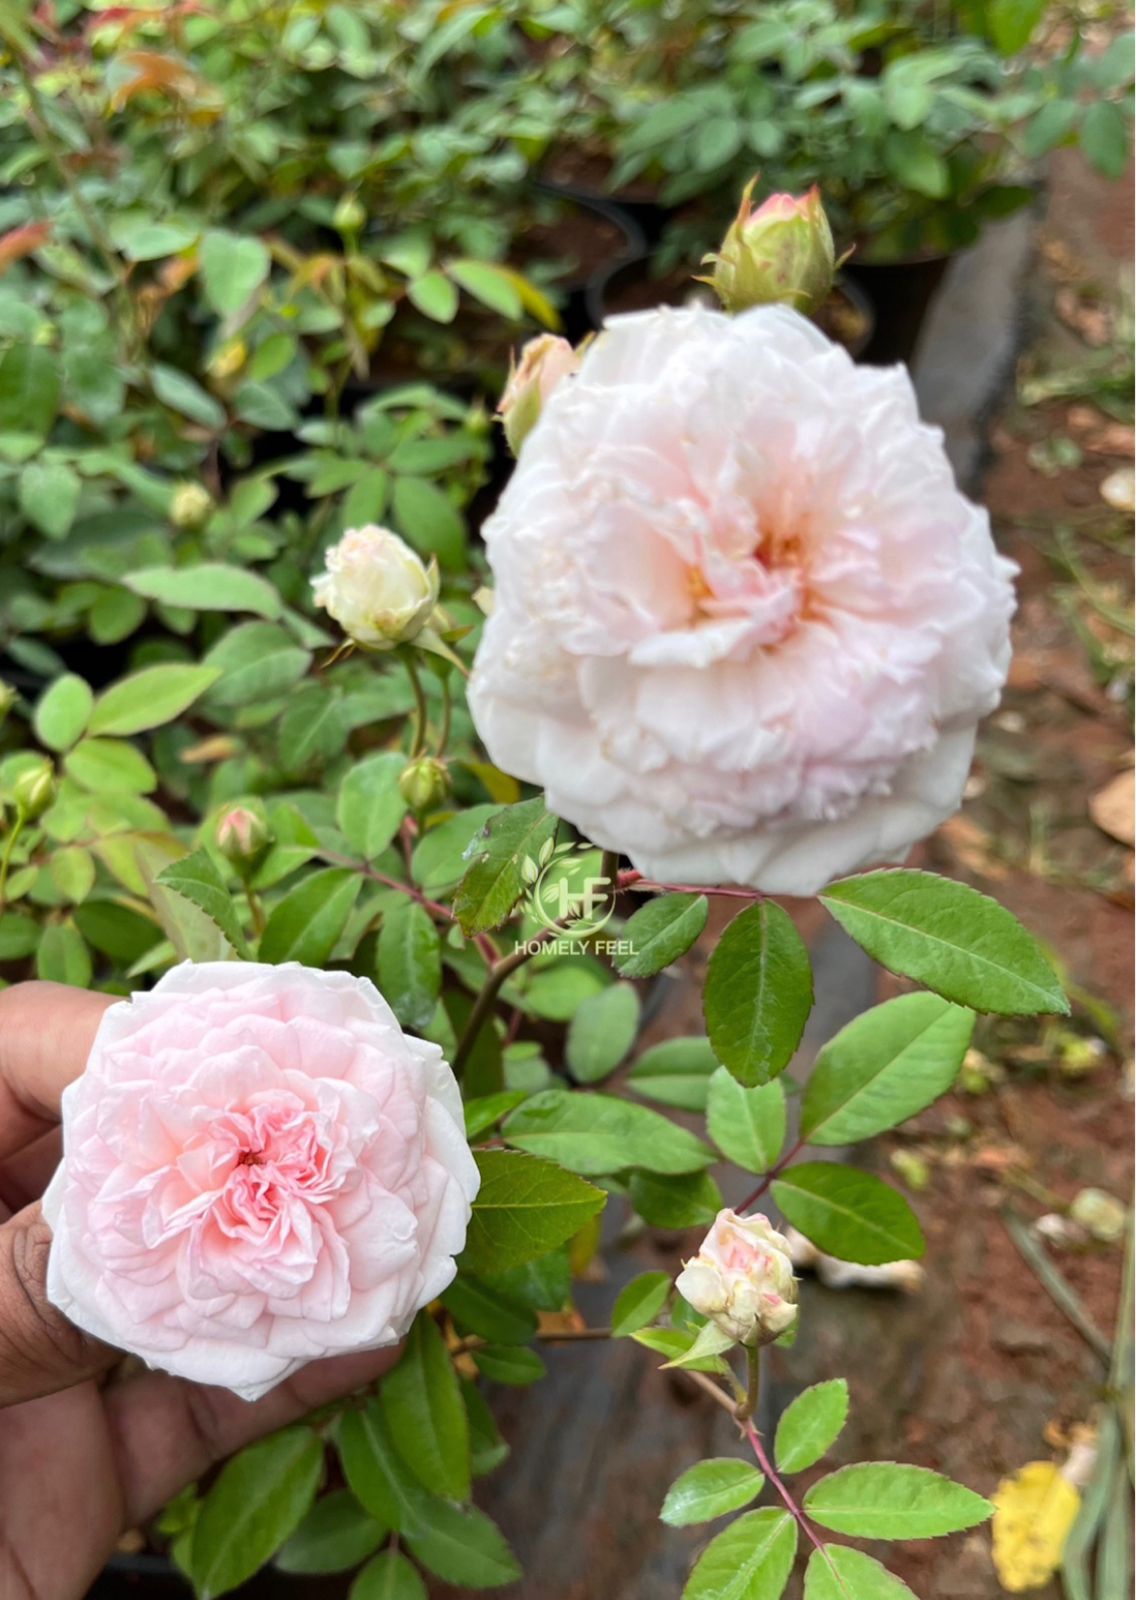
706,182 -> 836,317
334,193 -> 366,234
312,526 -> 440,651
498,334 -> 581,455
12,760 -> 55,822
676,1209 -> 798,1346
215,803 -> 271,871
399,755 -> 451,813
170,482 -> 214,529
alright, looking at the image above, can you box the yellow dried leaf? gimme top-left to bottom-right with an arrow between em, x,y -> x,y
991,1460 -> 1081,1592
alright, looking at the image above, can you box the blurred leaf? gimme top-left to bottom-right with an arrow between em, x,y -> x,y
611,1271 -> 671,1337
627,1037 -> 720,1112
566,982 -> 640,1083
201,230 -> 271,315
991,1460 -> 1081,1592
89,664 -> 222,737
123,565 -> 282,620
19,460 -> 81,539
337,752 -> 407,859
35,923 -> 91,987
33,674 -> 92,752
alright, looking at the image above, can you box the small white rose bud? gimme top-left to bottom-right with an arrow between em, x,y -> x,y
676,1209 -> 799,1347
170,482 -> 214,529
707,182 -> 836,317
12,760 -> 55,822
215,803 -> 271,872
399,755 -> 451,813
498,334 -> 581,455
312,525 -> 440,651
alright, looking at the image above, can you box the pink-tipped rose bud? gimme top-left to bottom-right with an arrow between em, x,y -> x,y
498,334 -> 581,455
708,182 -> 836,316
312,525 -> 440,650
215,803 -> 271,870
676,1209 -> 798,1346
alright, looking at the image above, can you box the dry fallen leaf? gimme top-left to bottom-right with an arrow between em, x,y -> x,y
991,1460 -> 1082,1592
1089,768 -> 1135,847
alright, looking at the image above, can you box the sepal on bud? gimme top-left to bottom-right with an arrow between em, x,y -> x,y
706,182 -> 837,317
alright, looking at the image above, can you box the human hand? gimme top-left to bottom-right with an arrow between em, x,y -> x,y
0,981 -> 400,1600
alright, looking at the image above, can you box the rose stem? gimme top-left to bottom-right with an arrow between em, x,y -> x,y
737,1138 -> 807,1212
680,1368 -> 843,1586
402,650 -> 430,757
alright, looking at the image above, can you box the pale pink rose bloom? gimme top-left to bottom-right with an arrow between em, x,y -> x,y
676,1210 -> 798,1345
43,962 -> 478,1401
469,304 -> 1017,895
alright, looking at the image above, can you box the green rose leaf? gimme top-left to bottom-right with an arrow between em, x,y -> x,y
377,899 -> 441,1031
391,474 -> 466,569
259,868 -> 362,966
442,1274 -> 537,1346
611,1271 -> 672,1337
772,1163 -> 924,1265
503,1089 -> 714,1177
566,981 -> 641,1083
383,1312 -> 470,1502
801,993 -> 974,1147
803,1545 -> 919,1599
615,893 -> 708,979
819,870 -> 1068,1016
35,923 -> 92,988
706,1069 -> 786,1174
337,752 -> 408,860
123,564 -> 283,620
681,1508 -> 797,1600
464,1091 -> 528,1140
203,622 -> 311,709
0,344 -> 59,439
65,738 -> 156,795
661,1459 -> 765,1527
189,1427 -> 323,1600
472,1344 -> 546,1385
19,460 -> 81,539
703,901 -> 813,1086
407,270 -> 459,323
337,1403 -> 520,1588
33,674 -> 92,752
151,363 -> 226,429
275,1491 -> 387,1575
412,804 -> 502,895
629,1169 -> 723,1229
157,847 -> 250,958
89,664 -> 222,737
803,1462 -> 993,1539
774,1379 -> 850,1474
627,1037 -> 720,1112
453,798 -> 557,935
461,1148 -> 606,1274
200,229 -> 271,316
351,1550 -> 428,1600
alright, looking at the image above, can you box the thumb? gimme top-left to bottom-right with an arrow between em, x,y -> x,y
0,1201 -> 117,1407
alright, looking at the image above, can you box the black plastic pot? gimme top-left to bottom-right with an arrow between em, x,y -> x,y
841,255 -> 950,367
535,174 -> 675,249
530,180 -> 647,345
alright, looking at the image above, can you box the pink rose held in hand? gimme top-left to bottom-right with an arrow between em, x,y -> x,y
42,962 -> 479,1401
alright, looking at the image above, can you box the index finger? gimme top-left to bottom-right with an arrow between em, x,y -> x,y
0,983 -> 114,1158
